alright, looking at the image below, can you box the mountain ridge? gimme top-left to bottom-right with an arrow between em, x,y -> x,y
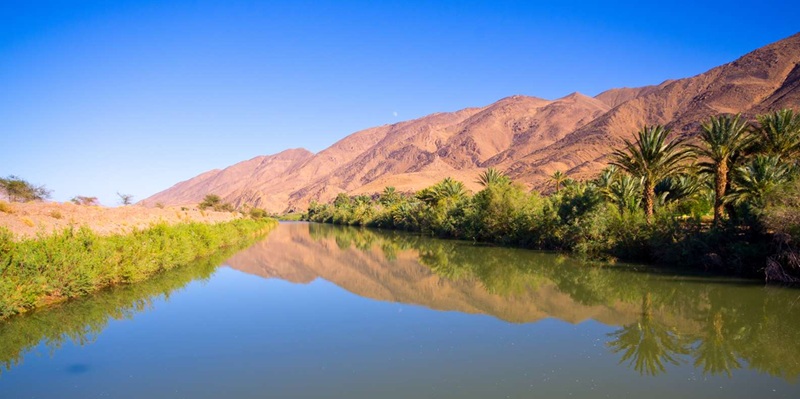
144,33 -> 800,212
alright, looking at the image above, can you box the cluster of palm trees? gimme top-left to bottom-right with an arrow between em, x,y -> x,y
603,109 -> 799,225
307,109 -> 799,272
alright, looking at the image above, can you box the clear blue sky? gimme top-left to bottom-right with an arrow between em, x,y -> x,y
1,0 -> 797,205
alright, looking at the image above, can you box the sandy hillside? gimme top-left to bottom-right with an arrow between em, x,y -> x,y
0,201 -> 243,239
144,32 -> 800,212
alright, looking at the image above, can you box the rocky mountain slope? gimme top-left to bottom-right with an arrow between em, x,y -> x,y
145,33 -> 800,213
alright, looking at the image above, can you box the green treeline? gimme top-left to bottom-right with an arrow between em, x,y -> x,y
306,110 -> 800,280
308,223 -> 800,380
0,218 -> 277,319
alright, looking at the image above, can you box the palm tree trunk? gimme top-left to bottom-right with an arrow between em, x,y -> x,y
713,160 -> 728,226
644,179 -> 655,224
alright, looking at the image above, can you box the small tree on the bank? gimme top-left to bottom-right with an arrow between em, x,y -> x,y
117,192 -> 134,206
199,194 -> 234,212
199,194 -> 222,210
0,175 -> 51,202
71,196 -> 99,206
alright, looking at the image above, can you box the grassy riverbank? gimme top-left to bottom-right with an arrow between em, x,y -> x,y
0,218 -> 276,319
0,242 -> 236,374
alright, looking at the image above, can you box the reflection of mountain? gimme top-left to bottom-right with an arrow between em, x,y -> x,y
227,223 -> 653,326
226,223 -> 800,381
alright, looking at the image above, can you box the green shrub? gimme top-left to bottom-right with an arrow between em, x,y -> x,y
199,194 -> 235,212
249,207 -> 268,219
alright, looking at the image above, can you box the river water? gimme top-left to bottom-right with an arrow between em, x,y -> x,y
1,222 -> 798,398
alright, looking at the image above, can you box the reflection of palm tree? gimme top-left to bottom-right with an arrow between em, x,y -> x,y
692,311 -> 742,377
607,293 -> 689,376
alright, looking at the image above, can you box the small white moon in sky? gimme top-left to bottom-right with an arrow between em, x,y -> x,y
393,111 -> 398,117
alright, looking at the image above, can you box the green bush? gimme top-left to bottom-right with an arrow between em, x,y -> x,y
198,194 -> 235,212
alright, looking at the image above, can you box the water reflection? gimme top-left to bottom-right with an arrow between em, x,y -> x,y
0,246 -> 236,375
2,222 -> 800,385
225,222 -> 800,381
606,293 -> 690,376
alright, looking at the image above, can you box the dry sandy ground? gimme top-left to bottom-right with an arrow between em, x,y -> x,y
0,201 -> 243,239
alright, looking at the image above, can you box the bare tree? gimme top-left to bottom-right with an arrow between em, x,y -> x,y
117,192 -> 134,206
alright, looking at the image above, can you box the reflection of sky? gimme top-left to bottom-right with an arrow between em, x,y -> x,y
1,267 -> 796,399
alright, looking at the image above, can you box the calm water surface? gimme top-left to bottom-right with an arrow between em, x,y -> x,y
1,222 -> 799,398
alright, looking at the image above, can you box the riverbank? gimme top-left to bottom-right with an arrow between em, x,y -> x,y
305,179 -> 800,281
0,218 -> 277,319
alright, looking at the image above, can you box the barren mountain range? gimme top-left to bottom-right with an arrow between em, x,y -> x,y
145,33 -> 800,213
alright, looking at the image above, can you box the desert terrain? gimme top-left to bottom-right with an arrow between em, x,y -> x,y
0,201 -> 242,239
144,33 -> 800,213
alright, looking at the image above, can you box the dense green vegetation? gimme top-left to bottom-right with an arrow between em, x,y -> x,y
306,110 -> 800,280
0,218 -> 277,319
308,223 -> 800,380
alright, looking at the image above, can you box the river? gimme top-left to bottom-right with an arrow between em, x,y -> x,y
1,222 -> 798,398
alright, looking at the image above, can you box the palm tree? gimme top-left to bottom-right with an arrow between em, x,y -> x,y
595,165 -> 618,193
418,178 -> 467,206
610,174 -> 644,214
695,114 -> 752,226
550,171 -> 565,194
433,177 -> 467,203
727,155 -> 793,208
611,125 -> 695,223
755,109 -> 800,159
476,168 -> 510,188
380,186 -> 400,206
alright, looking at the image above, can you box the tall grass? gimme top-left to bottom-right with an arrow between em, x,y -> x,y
0,219 -> 276,319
